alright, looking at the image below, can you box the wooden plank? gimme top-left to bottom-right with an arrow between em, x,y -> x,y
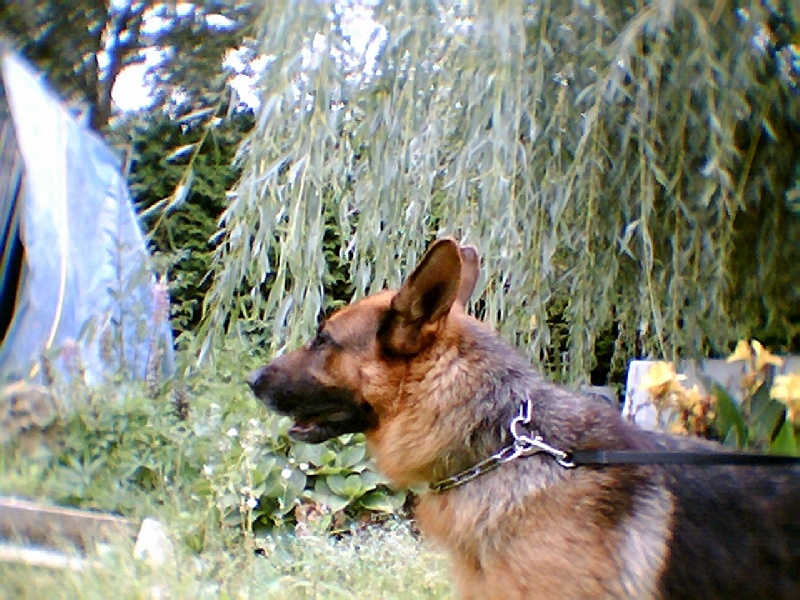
0,497 -> 135,550
0,543 -> 91,571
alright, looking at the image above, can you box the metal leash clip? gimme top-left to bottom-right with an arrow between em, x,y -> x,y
509,395 -> 575,468
429,393 -> 576,493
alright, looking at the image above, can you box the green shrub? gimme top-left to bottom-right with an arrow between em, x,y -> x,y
0,338 -> 406,549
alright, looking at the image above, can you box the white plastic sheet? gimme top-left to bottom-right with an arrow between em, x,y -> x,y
0,51 -> 173,388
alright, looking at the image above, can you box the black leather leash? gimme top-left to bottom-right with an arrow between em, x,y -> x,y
569,449 -> 800,467
429,395 -> 800,493
430,445 -> 800,493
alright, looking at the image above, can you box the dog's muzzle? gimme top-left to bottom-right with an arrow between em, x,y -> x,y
246,368 -> 267,397
244,365 -> 377,444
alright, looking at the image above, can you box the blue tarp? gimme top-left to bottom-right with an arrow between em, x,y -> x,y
0,51 -> 173,389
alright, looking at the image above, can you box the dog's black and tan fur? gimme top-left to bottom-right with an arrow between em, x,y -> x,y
248,238 -> 800,599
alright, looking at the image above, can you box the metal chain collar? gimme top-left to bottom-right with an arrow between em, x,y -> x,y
428,393 -> 800,493
429,394 -> 574,493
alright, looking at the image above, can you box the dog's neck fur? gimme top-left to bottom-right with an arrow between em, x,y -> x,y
406,315 -> 669,595
368,306 -> 644,506
444,315 -> 616,459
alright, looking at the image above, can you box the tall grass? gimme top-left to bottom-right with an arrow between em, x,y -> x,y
0,337 -> 449,599
0,519 -> 450,599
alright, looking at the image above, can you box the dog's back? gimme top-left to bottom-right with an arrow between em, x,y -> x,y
648,433 -> 800,598
415,377 -> 800,599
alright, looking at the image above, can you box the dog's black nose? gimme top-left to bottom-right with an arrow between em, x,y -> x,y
246,369 -> 262,393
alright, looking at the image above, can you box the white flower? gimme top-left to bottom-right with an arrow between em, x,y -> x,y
299,462 -> 309,471
280,467 -> 292,480
226,427 -> 239,438
246,497 -> 259,510
202,464 -> 214,477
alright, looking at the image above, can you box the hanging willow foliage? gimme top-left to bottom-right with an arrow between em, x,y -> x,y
198,0 -> 799,384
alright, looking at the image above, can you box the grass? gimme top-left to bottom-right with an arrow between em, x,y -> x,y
0,341 -> 451,599
0,518 -> 451,599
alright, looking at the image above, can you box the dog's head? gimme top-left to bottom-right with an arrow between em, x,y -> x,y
246,238 -> 480,445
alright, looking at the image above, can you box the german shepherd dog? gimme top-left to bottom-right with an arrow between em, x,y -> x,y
247,238 -> 799,599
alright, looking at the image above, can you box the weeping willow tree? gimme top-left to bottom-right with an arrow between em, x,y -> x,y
198,0 -> 799,384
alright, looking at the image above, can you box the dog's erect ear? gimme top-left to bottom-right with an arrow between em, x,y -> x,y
456,245 -> 480,307
393,238 -> 461,322
381,238 -> 462,355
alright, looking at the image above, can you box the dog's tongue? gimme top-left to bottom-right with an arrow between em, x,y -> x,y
290,420 -> 316,436
290,410 -> 349,436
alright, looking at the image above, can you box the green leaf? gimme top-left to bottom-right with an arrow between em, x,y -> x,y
357,490 -> 393,513
711,384 -> 747,448
326,474 -> 347,496
769,420 -> 798,457
342,473 -> 367,499
311,465 -> 350,476
750,379 -> 775,419
291,443 -> 326,466
310,478 -> 350,512
358,489 -> 407,513
750,397 -> 787,446
337,444 -> 367,469
286,469 -> 307,495
358,470 -> 382,491
722,428 -> 740,447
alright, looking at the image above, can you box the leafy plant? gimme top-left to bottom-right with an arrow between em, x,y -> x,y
638,361 -> 716,437
1,337 -> 407,549
640,340 -> 799,455
712,340 -> 799,455
126,111 -> 254,339
197,396 -> 406,539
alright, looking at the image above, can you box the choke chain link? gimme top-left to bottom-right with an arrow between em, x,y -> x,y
429,394 -> 574,493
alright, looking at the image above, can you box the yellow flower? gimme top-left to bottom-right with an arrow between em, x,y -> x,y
771,373 -> 800,424
772,373 -> 800,402
741,372 -> 761,395
668,420 -> 688,435
726,340 -> 752,364
639,362 -> 687,397
680,384 -> 710,413
752,340 -> 784,371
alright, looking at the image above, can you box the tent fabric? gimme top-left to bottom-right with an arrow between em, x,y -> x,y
0,51 -> 174,389
0,103 -> 24,341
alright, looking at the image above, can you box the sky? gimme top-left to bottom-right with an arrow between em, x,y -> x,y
111,2 -> 385,113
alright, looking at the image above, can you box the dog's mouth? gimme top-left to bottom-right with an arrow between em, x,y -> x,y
247,367 -> 377,444
288,409 -> 362,443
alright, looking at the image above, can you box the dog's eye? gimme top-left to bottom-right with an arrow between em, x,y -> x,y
310,330 -> 335,350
